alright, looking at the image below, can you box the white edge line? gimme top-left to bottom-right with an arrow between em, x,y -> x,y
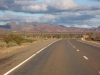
83,56 -> 88,60
99,71 -> 100,74
4,40 -> 59,75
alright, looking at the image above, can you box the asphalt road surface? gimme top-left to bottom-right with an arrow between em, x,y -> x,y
4,39 -> 100,75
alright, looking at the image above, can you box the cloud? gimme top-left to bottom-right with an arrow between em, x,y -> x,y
0,5 -> 8,10
0,0 -> 88,13
91,6 -> 100,10
46,0 -> 78,10
0,14 -> 24,22
42,12 -> 95,22
22,3 -> 48,12
73,24 -> 93,28
41,11 -> 100,27
14,0 -> 37,5
42,14 -> 55,19
83,10 -> 100,15
0,14 -> 40,23
0,11 -> 100,28
0,0 -> 14,4
0,0 -> 100,13
0,0 -> 100,28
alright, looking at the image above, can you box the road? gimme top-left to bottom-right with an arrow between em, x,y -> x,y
3,39 -> 100,75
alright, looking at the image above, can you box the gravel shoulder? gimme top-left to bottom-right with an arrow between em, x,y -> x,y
77,40 -> 100,48
0,39 -> 57,75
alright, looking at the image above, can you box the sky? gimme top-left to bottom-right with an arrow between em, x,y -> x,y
0,0 -> 100,28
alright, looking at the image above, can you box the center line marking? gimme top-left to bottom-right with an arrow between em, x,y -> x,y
68,41 -> 73,46
73,46 -> 75,48
83,56 -> 88,60
77,49 -> 79,51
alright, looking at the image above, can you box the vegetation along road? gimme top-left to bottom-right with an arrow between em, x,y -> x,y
1,39 -> 100,75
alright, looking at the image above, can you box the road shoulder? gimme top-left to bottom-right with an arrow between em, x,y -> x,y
0,39 -> 57,75
77,40 -> 100,48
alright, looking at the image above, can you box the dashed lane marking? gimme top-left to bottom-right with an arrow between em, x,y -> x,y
73,46 -> 75,48
83,56 -> 88,60
77,49 -> 79,52
68,41 -> 73,45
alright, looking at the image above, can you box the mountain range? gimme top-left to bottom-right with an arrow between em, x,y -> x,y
0,22 -> 100,33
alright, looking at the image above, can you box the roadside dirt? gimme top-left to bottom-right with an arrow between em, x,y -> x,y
0,39 -> 57,75
77,40 -> 100,47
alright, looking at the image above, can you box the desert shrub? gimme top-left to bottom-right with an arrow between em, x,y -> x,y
7,40 -> 18,47
85,38 -> 92,41
22,39 -> 35,43
4,34 -> 24,45
93,34 -> 100,41
0,42 -> 7,49
0,44 -> 4,48
84,33 -> 93,41
26,39 -> 34,43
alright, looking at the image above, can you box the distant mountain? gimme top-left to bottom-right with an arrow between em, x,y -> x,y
0,25 -> 11,29
98,26 -> 100,28
0,21 -> 100,33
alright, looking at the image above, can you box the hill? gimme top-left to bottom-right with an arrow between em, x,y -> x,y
0,22 -> 100,33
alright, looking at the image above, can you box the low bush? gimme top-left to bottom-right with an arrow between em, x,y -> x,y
3,34 -> 35,47
7,41 -> 19,47
22,39 -> 35,43
4,34 -> 24,45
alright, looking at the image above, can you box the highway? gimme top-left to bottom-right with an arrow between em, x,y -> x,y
4,39 -> 100,75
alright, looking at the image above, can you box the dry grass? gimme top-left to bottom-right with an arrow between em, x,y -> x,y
0,38 -> 51,54
0,41 -> 7,49
0,45 -> 26,54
